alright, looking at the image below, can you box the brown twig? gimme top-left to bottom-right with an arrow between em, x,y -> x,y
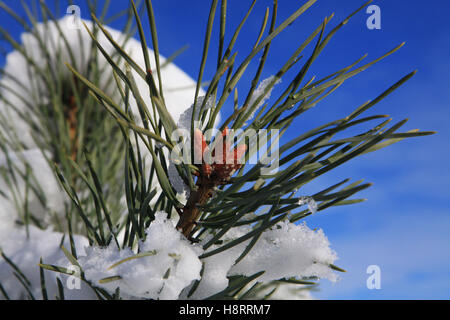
176,128 -> 246,239
176,176 -> 215,238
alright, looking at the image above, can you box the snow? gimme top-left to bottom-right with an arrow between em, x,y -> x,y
229,220 -> 339,283
0,224 -> 94,300
1,207 -> 338,300
183,227 -> 249,299
79,212 -> 202,300
0,149 -> 66,225
247,75 -> 281,120
0,212 -> 203,300
0,200 -> 15,234
0,149 -> 94,300
177,95 -> 215,131
184,220 -> 338,299
298,196 -> 318,215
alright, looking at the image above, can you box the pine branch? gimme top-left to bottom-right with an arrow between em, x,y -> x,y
0,0 -> 436,300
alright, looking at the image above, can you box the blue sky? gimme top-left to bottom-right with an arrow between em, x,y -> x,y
1,0 -> 449,299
